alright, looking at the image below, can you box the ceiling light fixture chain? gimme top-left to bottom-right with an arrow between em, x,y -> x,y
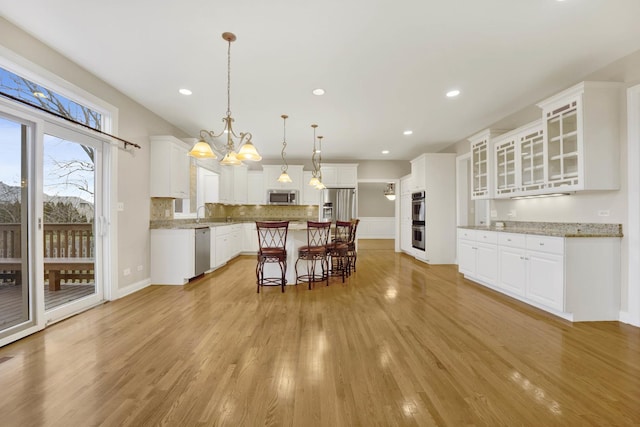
188,32 -> 261,164
315,135 -> 326,189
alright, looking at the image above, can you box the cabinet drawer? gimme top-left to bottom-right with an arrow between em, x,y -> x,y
476,230 -> 498,244
457,228 -> 477,241
526,235 -> 564,254
498,232 -> 526,248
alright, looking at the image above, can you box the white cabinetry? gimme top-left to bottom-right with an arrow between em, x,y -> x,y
456,229 -> 498,285
493,130 -> 519,198
219,165 -> 248,204
399,175 -> 413,254
150,229 -> 195,285
469,129 -> 506,200
243,222 -> 259,253
459,227 -> 621,321
247,171 -> 265,204
262,165 -> 303,192
410,154 -> 457,264
214,225 -> 231,268
518,121 -> 546,194
230,224 -> 242,257
319,164 -> 358,188
302,171 -> 322,205
150,136 -> 190,199
537,81 -> 621,192
409,158 -> 426,192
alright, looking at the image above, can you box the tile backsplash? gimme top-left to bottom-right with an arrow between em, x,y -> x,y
149,198 -> 319,222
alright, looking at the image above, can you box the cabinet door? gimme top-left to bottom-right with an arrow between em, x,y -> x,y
302,171 -> 322,205
170,144 -> 190,198
337,166 -> 357,187
247,171 -> 265,204
458,239 -> 476,276
471,140 -> 489,199
519,124 -> 546,193
498,247 -> 526,296
475,243 -> 498,285
400,221 -> 412,253
234,166 -> 248,204
243,223 -> 259,253
215,230 -> 230,267
319,166 -> 338,187
494,137 -> 518,197
526,250 -> 564,311
544,98 -> 580,189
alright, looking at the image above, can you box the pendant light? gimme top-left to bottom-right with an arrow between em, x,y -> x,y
315,135 -> 326,189
189,32 -> 261,164
384,183 -> 396,200
308,124 -> 320,186
277,115 -> 292,183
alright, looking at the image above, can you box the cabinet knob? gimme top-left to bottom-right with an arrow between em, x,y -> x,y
539,243 -> 545,246
507,238 -> 512,241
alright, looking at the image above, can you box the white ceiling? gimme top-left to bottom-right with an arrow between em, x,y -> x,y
2,0 -> 640,161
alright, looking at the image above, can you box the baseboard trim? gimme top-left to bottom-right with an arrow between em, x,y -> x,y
115,278 -> 151,300
619,311 -> 640,327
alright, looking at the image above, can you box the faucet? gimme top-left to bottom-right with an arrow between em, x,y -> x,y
196,205 -> 206,223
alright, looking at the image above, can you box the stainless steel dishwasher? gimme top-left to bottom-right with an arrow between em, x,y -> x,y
194,227 -> 210,276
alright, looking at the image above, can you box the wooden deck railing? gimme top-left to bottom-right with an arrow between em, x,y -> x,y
0,223 -> 95,290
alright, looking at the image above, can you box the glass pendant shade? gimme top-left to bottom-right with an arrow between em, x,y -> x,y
277,172 -> 293,183
315,181 -> 326,190
188,140 -> 217,159
237,141 -> 262,161
309,175 -> 320,186
220,151 -> 242,166
384,183 -> 396,200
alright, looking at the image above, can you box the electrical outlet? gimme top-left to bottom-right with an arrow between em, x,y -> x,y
598,210 -> 610,217
123,268 -> 131,276
117,202 -> 124,211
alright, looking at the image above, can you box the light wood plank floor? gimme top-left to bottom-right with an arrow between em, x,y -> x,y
0,240 -> 639,426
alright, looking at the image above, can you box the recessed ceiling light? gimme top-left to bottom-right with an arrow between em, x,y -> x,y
446,89 -> 461,98
381,150 -> 390,154
179,88 -> 192,95
312,88 -> 325,96
403,130 -> 413,135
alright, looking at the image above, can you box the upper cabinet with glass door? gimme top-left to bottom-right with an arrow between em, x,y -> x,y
537,81 -> 622,192
492,129 -> 519,198
469,129 -> 506,200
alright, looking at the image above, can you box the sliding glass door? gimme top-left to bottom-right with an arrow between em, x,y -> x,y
42,123 -> 104,317
0,114 -> 33,338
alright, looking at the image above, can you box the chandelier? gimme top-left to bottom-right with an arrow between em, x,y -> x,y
277,114 -> 292,183
188,32 -> 261,165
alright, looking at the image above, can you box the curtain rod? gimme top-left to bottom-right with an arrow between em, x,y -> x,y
0,91 -> 142,149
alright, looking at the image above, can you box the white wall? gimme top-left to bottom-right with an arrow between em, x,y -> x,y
0,18 -> 188,293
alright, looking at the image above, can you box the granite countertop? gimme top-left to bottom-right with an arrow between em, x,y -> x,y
459,221 -> 622,238
150,220 -> 311,230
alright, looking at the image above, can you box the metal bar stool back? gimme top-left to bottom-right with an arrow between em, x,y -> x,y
347,218 -> 360,272
327,220 -> 351,282
255,221 -> 289,293
295,221 -> 331,289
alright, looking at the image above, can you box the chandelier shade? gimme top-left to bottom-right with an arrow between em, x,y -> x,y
188,32 -> 261,164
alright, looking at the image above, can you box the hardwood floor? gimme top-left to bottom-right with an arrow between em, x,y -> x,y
0,240 -> 639,426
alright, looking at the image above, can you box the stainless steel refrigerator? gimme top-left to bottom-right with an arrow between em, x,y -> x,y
322,188 -> 356,222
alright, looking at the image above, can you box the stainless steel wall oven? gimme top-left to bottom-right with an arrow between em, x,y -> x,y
411,191 -> 426,251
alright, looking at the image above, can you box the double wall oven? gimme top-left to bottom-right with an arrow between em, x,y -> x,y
411,191 -> 426,251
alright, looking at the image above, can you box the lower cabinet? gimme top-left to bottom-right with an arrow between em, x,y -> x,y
243,223 -> 259,253
457,229 -> 498,286
214,226 -> 231,268
458,228 -> 620,321
150,229 -> 195,285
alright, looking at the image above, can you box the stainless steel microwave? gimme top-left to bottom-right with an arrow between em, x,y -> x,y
267,189 -> 298,205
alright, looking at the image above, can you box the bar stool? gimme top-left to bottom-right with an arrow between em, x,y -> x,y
295,221 -> 331,289
326,220 -> 351,282
255,221 -> 289,293
347,218 -> 360,273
